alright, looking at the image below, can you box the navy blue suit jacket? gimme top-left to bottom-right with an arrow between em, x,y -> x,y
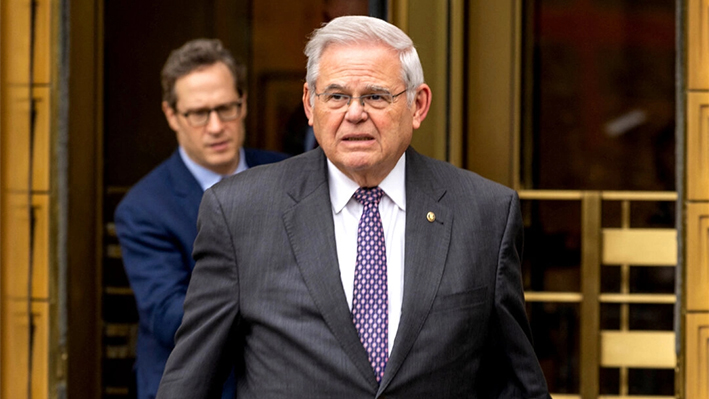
114,148 -> 287,399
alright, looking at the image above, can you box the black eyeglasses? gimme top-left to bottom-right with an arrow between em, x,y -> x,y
314,89 -> 407,111
178,101 -> 243,127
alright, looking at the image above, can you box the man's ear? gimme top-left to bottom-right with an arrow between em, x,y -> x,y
162,101 -> 180,132
302,82 -> 314,126
239,92 -> 248,119
411,84 -> 432,130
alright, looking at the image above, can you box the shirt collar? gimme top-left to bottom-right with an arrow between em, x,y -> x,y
179,146 -> 247,191
328,153 -> 406,214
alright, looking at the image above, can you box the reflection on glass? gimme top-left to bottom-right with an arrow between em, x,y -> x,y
599,304 -> 673,334
600,267 -> 621,294
630,200 -> 675,228
599,367 -> 620,395
628,304 -> 673,330
522,0 -> 675,191
526,302 -> 580,393
521,200 -> 581,292
629,266 -> 675,294
520,1 -> 676,396
600,303 -> 620,330
628,369 -> 674,396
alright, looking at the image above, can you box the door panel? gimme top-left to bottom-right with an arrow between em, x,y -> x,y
412,0 -> 680,396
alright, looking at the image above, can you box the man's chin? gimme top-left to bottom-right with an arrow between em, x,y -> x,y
339,158 -> 376,173
205,156 -> 238,175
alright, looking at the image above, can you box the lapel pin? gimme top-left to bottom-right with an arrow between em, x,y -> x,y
426,212 -> 436,223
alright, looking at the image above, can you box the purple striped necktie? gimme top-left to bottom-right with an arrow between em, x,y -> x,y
351,186 -> 388,383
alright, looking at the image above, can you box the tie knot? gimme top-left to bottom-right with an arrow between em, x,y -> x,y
354,187 -> 384,206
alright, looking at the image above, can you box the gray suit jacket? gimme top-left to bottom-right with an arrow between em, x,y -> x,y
157,147 -> 550,398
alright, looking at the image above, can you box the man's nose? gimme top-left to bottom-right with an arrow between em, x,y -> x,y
344,98 -> 368,122
205,110 -> 224,132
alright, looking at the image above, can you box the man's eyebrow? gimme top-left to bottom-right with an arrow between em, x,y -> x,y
320,84 -> 391,93
182,106 -> 211,113
182,100 -> 239,112
321,84 -> 347,92
365,85 -> 390,93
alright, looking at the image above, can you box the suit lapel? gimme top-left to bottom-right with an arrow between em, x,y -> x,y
282,149 -> 379,389
379,148 -> 452,393
167,150 -> 204,225
168,150 -> 203,202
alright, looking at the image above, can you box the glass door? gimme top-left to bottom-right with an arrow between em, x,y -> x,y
518,1 -> 677,397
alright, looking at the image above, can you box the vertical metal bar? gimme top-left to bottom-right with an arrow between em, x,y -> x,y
389,0 -> 408,32
369,0 -> 388,19
57,0 -> 70,395
619,362 -> 628,396
447,0 -> 465,168
673,0 -> 686,396
619,255 -> 630,396
510,0 -> 523,188
620,200 -> 630,228
27,1 -> 40,398
445,0 -> 451,162
580,192 -> 601,399
519,0 -> 537,190
619,200 -> 630,396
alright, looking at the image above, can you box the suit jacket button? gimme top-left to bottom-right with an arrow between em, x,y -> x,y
427,211 -> 436,222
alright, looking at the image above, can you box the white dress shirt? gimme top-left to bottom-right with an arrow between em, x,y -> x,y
328,154 -> 406,354
179,146 -> 248,191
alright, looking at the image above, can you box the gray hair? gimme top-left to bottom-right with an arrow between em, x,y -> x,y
304,15 -> 425,106
161,38 -> 246,109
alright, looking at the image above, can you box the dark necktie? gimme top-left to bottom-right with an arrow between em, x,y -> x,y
351,187 -> 388,383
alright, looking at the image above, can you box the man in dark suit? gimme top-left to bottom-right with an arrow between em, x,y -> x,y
157,17 -> 550,398
114,39 -> 287,399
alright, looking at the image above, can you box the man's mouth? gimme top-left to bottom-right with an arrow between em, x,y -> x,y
343,133 -> 374,142
209,141 -> 229,149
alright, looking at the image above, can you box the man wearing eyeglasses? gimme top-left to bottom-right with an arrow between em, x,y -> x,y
158,17 -> 549,399
114,39 -> 287,399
